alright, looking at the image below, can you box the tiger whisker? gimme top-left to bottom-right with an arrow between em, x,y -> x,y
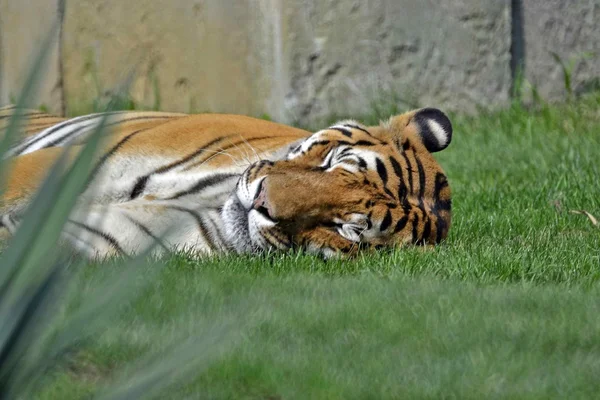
234,134 -> 263,165
181,147 -> 239,171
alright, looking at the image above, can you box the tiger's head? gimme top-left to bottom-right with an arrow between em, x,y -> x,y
222,107 -> 453,258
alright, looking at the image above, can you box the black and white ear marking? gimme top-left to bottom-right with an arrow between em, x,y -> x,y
413,108 -> 452,153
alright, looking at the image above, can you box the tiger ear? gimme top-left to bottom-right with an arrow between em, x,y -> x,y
380,107 -> 453,153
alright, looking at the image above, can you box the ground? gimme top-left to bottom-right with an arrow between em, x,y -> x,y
33,93 -> 600,399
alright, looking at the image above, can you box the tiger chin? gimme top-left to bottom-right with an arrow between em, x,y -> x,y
0,105 -> 452,259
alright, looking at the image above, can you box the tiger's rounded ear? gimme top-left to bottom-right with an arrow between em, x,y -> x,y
412,108 -> 452,152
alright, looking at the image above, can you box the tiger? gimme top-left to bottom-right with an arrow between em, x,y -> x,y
0,104 -> 453,259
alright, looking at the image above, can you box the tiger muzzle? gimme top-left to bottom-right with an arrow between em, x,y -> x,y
259,166 -> 353,229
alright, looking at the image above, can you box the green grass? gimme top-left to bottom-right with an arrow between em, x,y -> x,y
36,93 -> 600,399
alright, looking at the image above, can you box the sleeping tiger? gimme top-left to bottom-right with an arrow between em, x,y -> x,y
0,105 -> 452,258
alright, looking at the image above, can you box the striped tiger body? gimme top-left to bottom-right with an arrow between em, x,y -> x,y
0,104 -> 453,258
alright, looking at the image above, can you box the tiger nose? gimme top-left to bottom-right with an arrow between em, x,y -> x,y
252,179 -> 275,220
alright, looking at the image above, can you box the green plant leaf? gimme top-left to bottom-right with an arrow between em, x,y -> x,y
0,20 -> 61,184
95,320 -> 241,400
0,54 -> 143,399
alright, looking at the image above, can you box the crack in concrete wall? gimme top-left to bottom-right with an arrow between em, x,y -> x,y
510,0 -> 525,96
57,0 -> 66,116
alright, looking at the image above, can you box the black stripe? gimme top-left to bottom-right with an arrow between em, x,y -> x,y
401,152 -> 414,194
129,136 -> 231,199
384,187 -> 396,200
415,155 -> 426,205
389,157 -> 403,181
357,157 -> 367,169
168,206 -> 216,250
380,209 -> 392,231
125,215 -> 168,251
44,116 -> 176,149
339,147 -> 352,156
130,176 -> 150,199
435,212 -> 447,243
167,173 -> 238,199
354,140 -> 378,147
376,158 -> 388,184
415,201 -> 429,235
305,140 -> 332,153
433,172 -> 449,201
330,127 -> 352,137
430,205 -> 444,244
14,113 -> 107,153
411,213 -> 420,244
158,136 -> 232,172
399,184 -> 409,211
43,124 -> 94,148
435,199 -> 452,211
183,135 -> 274,171
421,217 -> 431,244
17,114 -> 176,154
394,215 -> 409,233
86,128 -> 149,188
389,156 -> 409,203
315,139 -> 377,148
68,220 -> 127,255
343,124 -> 372,136
17,118 -> 101,154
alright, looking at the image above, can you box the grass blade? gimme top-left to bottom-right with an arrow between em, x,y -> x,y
0,264 -> 67,399
0,20 -> 60,165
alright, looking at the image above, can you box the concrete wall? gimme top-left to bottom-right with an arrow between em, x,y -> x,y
0,0 -> 598,123
0,0 -> 63,114
279,0 -> 511,122
521,0 -> 600,100
62,0 -> 285,117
